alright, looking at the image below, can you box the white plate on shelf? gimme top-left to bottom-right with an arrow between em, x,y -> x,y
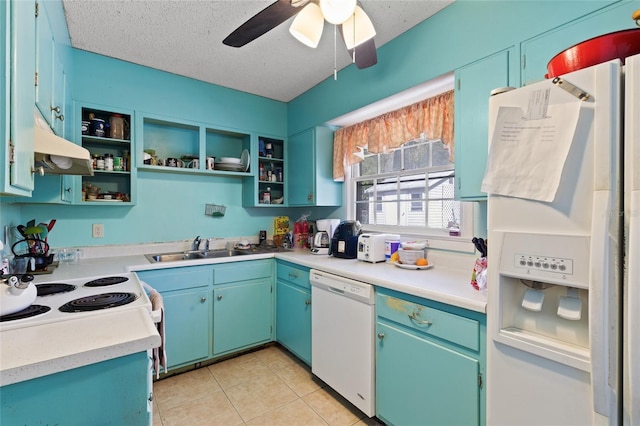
86,199 -> 124,202
241,149 -> 250,172
214,163 -> 244,172
393,261 -> 433,270
219,157 -> 242,164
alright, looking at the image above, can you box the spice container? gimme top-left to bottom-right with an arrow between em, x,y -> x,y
113,156 -> 123,171
104,153 -> 114,171
122,150 -> 130,171
96,156 -> 105,170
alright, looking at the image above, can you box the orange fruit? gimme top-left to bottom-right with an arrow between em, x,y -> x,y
416,258 -> 428,266
391,252 -> 400,263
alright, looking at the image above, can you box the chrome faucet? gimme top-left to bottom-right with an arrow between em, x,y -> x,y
191,235 -> 202,251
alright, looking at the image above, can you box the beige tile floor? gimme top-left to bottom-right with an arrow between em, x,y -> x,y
152,344 -> 383,426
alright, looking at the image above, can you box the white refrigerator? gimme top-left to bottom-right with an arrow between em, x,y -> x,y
484,53 -> 639,425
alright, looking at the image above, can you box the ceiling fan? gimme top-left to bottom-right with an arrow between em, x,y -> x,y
223,0 -> 377,70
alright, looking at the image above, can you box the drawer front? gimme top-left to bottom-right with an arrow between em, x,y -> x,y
214,259 -> 273,284
276,262 -> 310,290
136,265 -> 213,293
377,293 -> 479,351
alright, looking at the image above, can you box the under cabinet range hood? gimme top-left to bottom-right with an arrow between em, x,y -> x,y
33,112 -> 93,176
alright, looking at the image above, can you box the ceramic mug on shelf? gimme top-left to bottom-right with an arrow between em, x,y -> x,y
206,157 -> 215,170
166,158 -> 184,168
188,159 -> 199,169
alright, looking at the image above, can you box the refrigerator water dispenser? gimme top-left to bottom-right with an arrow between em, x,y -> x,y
493,231 -> 592,371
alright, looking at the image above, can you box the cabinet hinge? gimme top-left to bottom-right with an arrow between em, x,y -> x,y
478,372 -> 483,389
456,78 -> 461,91
522,54 -> 526,70
270,285 -> 273,294
34,71 -> 38,87
35,1 -> 39,17
8,140 -> 15,164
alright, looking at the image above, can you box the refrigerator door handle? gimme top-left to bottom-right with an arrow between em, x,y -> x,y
627,190 -> 640,425
589,190 -> 615,417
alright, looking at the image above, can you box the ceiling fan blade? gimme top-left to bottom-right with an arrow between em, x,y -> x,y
350,38 -> 377,69
223,0 -> 303,47
339,4 -> 377,70
339,26 -> 377,70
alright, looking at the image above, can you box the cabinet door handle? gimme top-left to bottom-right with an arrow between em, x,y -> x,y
304,299 -> 311,305
55,113 -> 64,122
217,294 -> 222,301
64,187 -> 72,193
50,105 -> 61,113
200,297 -> 207,303
408,312 -> 433,326
288,272 -> 299,279
377,333 -> 385,340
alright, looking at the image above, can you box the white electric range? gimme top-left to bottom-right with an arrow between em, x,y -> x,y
0,272 -> 152,332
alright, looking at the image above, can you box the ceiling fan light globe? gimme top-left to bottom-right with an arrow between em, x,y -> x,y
289,3 -> 324,48
320,0 -> 357,25
343,6 -> 376,50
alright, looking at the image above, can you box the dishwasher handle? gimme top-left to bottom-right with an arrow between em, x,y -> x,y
328,286 -> 345,295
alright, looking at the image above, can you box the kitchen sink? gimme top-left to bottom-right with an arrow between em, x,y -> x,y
144,249 -> 250,263
145,251 -> 205,263
200,249 -> 249,258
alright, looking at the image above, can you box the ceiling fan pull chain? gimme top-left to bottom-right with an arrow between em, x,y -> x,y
334,24 -> 338,80
352,10 -> 356,64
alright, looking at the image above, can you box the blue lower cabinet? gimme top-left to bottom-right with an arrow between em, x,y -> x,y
276,280 -> 311,364
162,287 -> 210,368
213,278 -> 273,355
1,352 -> 150,425
275,261 -> 311,364
137,266 -> 212,370
376,289 -> 486,426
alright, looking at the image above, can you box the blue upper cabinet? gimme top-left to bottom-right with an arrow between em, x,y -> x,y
35,0 -> 67,134
454,48 -> 518,201
287,126 -> 342,207
1,0 -> 36,195
35,2 -> 54,129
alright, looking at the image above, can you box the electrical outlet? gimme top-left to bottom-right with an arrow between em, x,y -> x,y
92,224 -> 104,238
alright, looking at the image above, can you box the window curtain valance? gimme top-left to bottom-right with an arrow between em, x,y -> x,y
333,90 -> 454,179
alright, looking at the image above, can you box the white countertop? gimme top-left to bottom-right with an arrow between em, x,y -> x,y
273,251 -> 487,313
3,244 -> 485,386
1,308 -> 160,386
35,247 -> 486,313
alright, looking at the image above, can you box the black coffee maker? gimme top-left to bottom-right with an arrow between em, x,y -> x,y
330,220 -> 361,259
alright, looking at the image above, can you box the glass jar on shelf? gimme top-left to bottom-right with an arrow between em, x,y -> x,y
109,114 -> 125,139
104,153 -> 114,171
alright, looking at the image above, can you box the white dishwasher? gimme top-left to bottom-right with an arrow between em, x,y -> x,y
310,269 -> 375,417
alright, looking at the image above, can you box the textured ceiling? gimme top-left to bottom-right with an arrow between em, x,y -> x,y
62,1 -> 453,102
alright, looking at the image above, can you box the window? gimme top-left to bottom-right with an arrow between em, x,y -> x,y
352,137 -> 461,234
